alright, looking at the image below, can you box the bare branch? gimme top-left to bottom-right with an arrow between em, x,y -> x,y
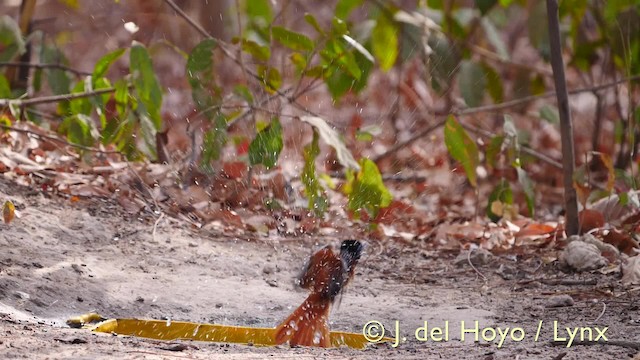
0,61 -> 91,76
0,123 -> 121,155
0,87 -> 115,107
547,0 -> 579,235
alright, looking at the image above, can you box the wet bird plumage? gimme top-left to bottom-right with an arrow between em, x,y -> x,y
274,240 -> 363,347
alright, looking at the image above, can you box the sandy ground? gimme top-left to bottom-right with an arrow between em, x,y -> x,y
0,176 -> 639,359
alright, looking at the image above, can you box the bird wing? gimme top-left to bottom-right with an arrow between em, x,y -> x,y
298,246 -> 343,298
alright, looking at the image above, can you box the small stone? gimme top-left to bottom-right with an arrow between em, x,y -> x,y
546,294 -> 574,308
454,248 -> 493,266
262,264 -> 275,274
559,241 -> 607,272
13,291 -> 30,300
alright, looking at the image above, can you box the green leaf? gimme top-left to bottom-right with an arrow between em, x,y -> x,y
233,85 -> 254,104
345,158 -> 392,220
331,17 -> 349,37
0,15 -> 26,61
92,48 -> 125,84
245,0 -> 273,23
458,60 -> 486,107
272,26 -> 314,52
304,13 -> 325,35
0,74 -> 11,98
130,42 -> 163,129
528,1 -> 550,60
372,12 -> 399,71
342,35 -> 374,63
69,81 -> 92,115
444,115 -> 479,187
257,65 -> 282,93
428,35 -> 460,93
302,129 -> 328,216
289,52 -> 307,73
539,104 -> 559,124
336,0 -> 364,19
480,18 -> 509,60
114,78 -> 129,118
42,46 -> 71,96
240,39 -> 270,61
300,116 -> 359,169
486,179 -> 513,222
201,114 -> 228,173
475,0 -> 497,15
482,62 -> 503,103
485,135 -> 504,171
59,114 -> 93,147
516,167 -> 535,216
248,117 -> 283,169
187,39 -> 220,118
321,39 -> 361,80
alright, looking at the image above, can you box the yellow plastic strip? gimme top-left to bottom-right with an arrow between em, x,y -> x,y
90,318 -> 392,349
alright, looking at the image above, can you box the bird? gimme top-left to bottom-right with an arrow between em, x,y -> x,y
274,239 -> 363,347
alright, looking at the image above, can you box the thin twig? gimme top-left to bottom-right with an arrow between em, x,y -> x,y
0,123 -> 121,154
0,61 -> 91,76
163,0 -> 211,38
163,0 -> 336,126
470,45 -> 553,77
467,249 -> 487,282
152,212 -> 165,243
463,122 -> 563,169
373,118 -> 447,162
453,74 -> 640,117
592,301 -> 606,323
373,74 -> 640,165
0,87 -> 115,107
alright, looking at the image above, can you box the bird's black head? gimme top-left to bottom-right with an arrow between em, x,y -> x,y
340,239 -> 363,269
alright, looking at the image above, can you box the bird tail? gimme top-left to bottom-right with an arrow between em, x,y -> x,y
274,293 -> 332,347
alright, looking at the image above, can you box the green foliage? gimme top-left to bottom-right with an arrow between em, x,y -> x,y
59,114 -> 93,147
92,48 -> 125,84
130,42 -> 162,130
336,0 -> 364,19
372,11 -> 399,71
257,65 -> 282,93
458,60 -> 486,107
444,115 -> 479,187
201,115 -> 228,173
485,135 -> 505,171
42,45 -> 71,96
249,118 -> 283,169
539,105 -> 559,124
487,179 -> 513,222
516,167 -> 535,216
0,16 -> 25,62
475,0 -> 498,16
344,158 -> 392,220
300,116 -> 359,169
187,39 -> 219,119
272,27 -> 314,52
239,39 -> 270,62
0,74 -> 11,98
482,62 -> 504,103
302,129 -> 328,217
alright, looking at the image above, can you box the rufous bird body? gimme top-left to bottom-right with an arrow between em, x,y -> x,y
274,240 -> 363,347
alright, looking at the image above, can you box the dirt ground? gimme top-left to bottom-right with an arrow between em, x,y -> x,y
0,176 -> 639,360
